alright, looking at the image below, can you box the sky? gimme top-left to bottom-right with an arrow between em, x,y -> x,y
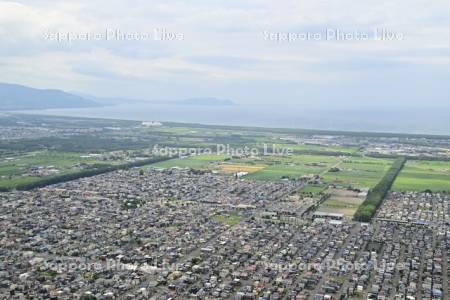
0,0 -> 449,109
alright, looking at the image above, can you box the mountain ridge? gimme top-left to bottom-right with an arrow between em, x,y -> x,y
0,82 -> 101,110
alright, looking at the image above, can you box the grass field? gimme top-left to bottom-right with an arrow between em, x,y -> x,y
273,143 -> 361,155
392,160 -> 450,192
298,185 -> 327,194
150,154 -> 230,169
211,213 -> 245,226
149,154 -> 341,180
318,188 -> 365,218
0,151 -> 98,174
322,157 -> 393,189
149,153 -> 396,190
243,155 -> 341,181
0,176 -> 42,190
0,151 -> 112,189
243,155 -> 392,187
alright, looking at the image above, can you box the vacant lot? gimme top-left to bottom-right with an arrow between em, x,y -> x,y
392,160 -> 450,192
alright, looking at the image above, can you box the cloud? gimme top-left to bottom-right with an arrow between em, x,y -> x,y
0,0 -> 448,107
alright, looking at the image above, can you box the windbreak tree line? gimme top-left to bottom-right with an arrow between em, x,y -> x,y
3,156 -> 172,192
353,157 -> 406,222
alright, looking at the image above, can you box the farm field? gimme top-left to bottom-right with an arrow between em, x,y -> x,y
218,163 -> 265,174
322,156 -> 393,189
149,154 -> 342,181
242,155 -> 341,181
148,153 -> 395,191
148,154 -> 394,190
298,184 -> 326,194
240,155 -> 393,188
0,151 -> 114,190
272,143 -> 361,155
317,188 -> 366,218
392,160 -> 450,192
0,151 -> 98,173
150,154 -> 230,169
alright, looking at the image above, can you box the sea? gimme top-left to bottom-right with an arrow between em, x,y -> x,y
16,103 -> 450,135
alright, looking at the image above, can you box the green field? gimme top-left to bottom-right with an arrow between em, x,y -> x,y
0,151 -> 133,189
273,143 -> 361,155
318,188 -> 365,218
0,151 -> 114,189
148,153 -> 394,189
151,154 -> 341,177
0,151 -> 97,174
243,155 -> 341,181
0,176 -> 42,190
393,160 -> 450,192
150,154 -> 230,169
322,157 -> 393,189
298,185 -> 326,194
240,155 -> 393,188
211,213 -> 245,226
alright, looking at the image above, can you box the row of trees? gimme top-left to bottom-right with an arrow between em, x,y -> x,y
367,153 -> 450,161
353,157 -> 406,222
11,156 -> 172,191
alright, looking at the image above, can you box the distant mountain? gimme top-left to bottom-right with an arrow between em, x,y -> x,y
0,82 -> 101,111
73,92 -> 149,106
72,93 -> 237,107
174,97 -> 236,106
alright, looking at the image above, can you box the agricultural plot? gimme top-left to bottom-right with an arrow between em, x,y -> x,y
322,157 -> 393,189
273,143 -> 361,155
298,184 -> 326,195
144,151 -> 393,191
392,160 -> 450,192
243,155 -> 341,181
149,154 -> 230,169
211,213 -> 245,226
317,188 -> 365,218
218,163 -> 265,174
1,151 -> 95,173
0,176 -> 42,190
0,151 -> 112,189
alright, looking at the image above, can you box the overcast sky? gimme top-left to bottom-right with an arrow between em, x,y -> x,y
0,0 -> 449,109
